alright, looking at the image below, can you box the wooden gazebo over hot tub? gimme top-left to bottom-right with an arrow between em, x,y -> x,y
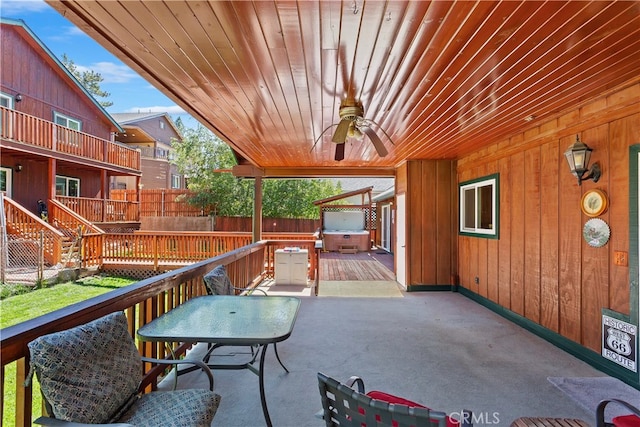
314,187 -> 374,253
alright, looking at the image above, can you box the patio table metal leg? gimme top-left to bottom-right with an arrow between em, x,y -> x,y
259,343 -> 273,427
273,343 -> 289,373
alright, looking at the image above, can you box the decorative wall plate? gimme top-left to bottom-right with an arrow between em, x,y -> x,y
581,189 -> 608,217
583,218 -> 610,248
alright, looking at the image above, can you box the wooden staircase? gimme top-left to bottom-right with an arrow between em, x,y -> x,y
2,197 -> 105,267
49,199 -> 106,267
2,196 -> 65,266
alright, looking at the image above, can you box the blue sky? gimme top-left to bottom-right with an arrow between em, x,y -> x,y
1,0 -> 196,125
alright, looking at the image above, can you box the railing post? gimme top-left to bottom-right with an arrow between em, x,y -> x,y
0,193 -> 7,284
16,357 -> 32,427
153,235 -> 159,270
38,231 -> 44,283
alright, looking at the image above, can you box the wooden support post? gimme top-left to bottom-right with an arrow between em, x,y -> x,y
252,177 -> 262,243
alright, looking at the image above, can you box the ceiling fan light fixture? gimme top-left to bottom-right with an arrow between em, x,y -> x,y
347,122 -> 363,140
332,100 -> 364,143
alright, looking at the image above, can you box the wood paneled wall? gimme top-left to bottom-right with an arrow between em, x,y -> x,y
397,159 -> 456,288
456,82 -> 639,352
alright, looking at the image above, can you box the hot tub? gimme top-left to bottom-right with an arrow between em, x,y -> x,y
322,230 -> 370,252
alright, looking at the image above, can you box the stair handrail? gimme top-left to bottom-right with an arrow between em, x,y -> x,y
3,196 -> 65,265
3,196 -> 65,238
49,199 -> 106,235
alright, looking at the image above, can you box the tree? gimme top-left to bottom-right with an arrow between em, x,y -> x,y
172,119 -> 339,219
61,54 -> 113,108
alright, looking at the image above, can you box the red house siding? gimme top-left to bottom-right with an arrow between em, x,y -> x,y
1,25 -> 113,140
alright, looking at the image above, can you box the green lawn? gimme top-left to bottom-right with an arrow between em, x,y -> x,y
0,275 -> 135,328
0,275 -> 137,425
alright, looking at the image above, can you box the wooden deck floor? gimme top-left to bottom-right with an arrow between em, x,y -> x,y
319,250 -> 395,281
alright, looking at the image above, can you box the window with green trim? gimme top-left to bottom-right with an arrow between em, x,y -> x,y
459,173 -> 499,238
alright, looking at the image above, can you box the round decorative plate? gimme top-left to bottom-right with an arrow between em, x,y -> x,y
581,189 -> 608,217
583,218 -> 610,248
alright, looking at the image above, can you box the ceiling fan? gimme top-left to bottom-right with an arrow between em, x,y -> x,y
312,99 -> 393,161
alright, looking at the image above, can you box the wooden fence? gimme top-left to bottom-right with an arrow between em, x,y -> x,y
110,189 -> 321,232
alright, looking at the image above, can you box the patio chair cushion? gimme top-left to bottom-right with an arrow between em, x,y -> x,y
27,312 -> 142,424
366,390 -> 460,427
613,415 -> 640,427
118,389 -> 221,427
204,265 -> 233,295
318,372 -> 471,427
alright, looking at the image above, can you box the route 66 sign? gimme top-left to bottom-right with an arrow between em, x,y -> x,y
602,315 -> 637,372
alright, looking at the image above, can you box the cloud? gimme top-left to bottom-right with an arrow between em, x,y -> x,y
63,26 -> 86,37
0,0 -> 49,14
75,61 -> 139,84
125,105 -> 187,114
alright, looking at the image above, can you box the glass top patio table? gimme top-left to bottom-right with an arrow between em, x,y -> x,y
137,295 -> 301,345
137,295 -> 301,427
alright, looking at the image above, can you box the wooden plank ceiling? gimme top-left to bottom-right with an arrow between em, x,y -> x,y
46,1 -> 640,177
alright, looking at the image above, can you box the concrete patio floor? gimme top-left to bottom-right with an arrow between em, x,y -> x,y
162,291 -> 607,427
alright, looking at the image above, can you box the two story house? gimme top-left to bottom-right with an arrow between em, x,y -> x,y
110,112 -> 185,191
0,18 -> 142,255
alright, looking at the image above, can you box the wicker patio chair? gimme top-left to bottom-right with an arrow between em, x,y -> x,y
25,312 -> 221,427
317,372 -> 472,427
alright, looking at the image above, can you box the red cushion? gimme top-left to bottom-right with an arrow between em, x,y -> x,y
364,390 -> 460,427
366,391 -> 426,408
613,415 -> 640,427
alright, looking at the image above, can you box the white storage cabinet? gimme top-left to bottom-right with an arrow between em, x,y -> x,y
274,249 -> 308,285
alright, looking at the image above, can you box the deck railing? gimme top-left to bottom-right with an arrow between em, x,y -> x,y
0,241 -> 268,426
92,231 -> 317,280
55,196 -> 139,223
0,107 -> 140,171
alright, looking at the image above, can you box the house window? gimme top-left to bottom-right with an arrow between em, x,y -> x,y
0,167 -> 12,197
0,92 -> 14,108
54,112 -> 82,146
171,174 -> 181,189
53,112 -> 82,131
159,121 -> 165,129
459,173 -> 499,238
56,175 -> 80,197
1,93 -> 15,137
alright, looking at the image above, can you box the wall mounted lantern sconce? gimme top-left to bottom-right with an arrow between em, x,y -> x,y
564,135 -> 601,186
15,94 -> 23,102
15,163 -> 23,172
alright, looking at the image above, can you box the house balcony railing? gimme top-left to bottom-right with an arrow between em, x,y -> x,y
135,145 -> 173,160
0,107 -> 140,171
55,196 -> 140,223
0,239 -> 319,426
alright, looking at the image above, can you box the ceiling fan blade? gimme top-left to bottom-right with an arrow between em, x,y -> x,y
331,118 -> 351,143
362,127 -> 388,157
334,142 -> 345,161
